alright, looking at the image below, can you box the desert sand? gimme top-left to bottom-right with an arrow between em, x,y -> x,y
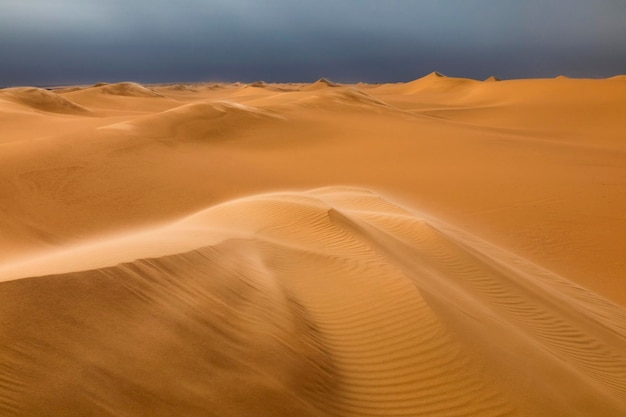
1,74 -> 625,416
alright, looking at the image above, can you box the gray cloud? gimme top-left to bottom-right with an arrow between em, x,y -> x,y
1,0 -> 625,86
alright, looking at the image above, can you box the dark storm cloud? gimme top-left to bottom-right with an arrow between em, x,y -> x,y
1,0 -> 625,86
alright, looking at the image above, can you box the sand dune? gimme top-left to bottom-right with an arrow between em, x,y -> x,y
61,82 -> 175,113
0,87 -> 93,115
247,81 -> 267,88
1,76 -> 626,416
402,71 -> 479,94
302,78 -> 340,91
100,101 -> 284,141
157,84 -> 199,92
93,81 -> 164,97
292,87 -> 397,112
1,188 -> 625,416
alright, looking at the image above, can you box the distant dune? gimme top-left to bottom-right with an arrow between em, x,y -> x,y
400,72 -> 480,95
94,81 -> 164,97
100,100 -> 283,141
302,77 -> 340,91
1,76 -> 625,416
293,87 -> 396,111
0,87 -> 92,115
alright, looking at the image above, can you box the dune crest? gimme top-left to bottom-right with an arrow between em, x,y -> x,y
427,71 -> 446,78
400,72 -> 479,95
302,78 -> 340,91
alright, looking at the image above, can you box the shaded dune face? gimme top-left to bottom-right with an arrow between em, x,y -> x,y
0,242 -> 332,417
1,187 -> 625,417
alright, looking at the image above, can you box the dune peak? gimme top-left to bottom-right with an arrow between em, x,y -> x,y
315,77 -> 339,86
400,71 -> 478,95
301,78 -> 340,91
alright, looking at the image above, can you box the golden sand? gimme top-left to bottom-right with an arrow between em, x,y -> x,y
1,75 -> 625,416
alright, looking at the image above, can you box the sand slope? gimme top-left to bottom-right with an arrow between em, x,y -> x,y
1,187 -> 625,416
1,76 -> 626,416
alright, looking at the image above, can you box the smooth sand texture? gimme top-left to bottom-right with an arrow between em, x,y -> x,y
1,76 -> 625,416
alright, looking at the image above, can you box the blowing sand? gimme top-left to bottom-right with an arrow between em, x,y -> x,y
1,75 -> 625,416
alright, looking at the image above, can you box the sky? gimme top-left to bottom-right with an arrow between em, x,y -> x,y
1,0 -> 625,86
